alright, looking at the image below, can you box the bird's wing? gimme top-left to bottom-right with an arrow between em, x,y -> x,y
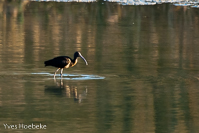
52,56 -> 72,68
62,58 -> 71,68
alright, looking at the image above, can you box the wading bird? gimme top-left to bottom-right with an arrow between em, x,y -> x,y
44,51 -> 88,78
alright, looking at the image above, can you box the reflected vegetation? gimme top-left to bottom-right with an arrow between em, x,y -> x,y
0,0 -> 199,133
1,0 -> 199,73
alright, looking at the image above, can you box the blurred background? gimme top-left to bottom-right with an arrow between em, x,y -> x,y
0,0 -> 199,133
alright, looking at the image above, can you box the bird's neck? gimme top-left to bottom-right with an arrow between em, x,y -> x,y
72,57 -> 78,65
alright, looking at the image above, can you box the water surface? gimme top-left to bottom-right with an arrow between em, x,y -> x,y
0,1 -> 199,133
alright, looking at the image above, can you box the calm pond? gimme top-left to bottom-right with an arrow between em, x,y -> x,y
1,0 -> 199,133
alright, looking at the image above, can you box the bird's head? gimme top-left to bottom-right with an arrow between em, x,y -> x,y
74,51 -> 88,65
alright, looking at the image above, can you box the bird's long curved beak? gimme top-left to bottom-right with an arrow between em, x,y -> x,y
79,54 -> 88,65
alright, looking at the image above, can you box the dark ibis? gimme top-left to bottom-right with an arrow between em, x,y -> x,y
44,51 -> 88,78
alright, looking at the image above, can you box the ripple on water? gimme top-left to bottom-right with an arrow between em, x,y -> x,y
31,72 -> 105,80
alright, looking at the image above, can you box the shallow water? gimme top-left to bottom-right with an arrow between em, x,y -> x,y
1,1 -> 199,133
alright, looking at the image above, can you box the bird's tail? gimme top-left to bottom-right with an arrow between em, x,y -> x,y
44,60 -> 51,67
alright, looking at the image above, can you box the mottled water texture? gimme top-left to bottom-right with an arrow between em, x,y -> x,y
0,1 -> 199,133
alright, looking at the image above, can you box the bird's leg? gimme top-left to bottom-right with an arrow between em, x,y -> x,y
60,68 -> 64,78
60,78 -> 63,86
54,77 -> 57,83
54,68 -> 60,79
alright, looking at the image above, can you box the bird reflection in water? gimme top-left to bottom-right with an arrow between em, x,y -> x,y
44,78 -> 87,103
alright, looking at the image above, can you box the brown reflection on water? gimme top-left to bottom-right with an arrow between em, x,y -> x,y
0,1 -> 199,70
0,1 -> 27,66
1,0 -> 199,133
